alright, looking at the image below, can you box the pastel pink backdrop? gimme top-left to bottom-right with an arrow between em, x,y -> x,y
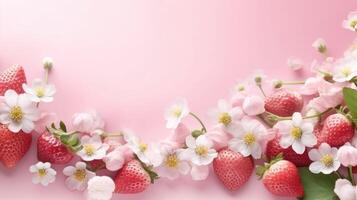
1,0 -> 357,199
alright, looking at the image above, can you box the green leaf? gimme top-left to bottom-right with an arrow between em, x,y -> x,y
298,167 -> 339,200
343,87 -> 357,121
59,121 -> 67,132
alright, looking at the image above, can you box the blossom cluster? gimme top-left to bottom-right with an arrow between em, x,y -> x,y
16,11 -> 357,200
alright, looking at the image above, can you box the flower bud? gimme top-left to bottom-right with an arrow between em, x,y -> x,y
42,57 -> 53,70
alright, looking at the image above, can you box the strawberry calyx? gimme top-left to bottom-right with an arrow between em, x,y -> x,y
46,121 -> 83,152
133,156 -> 159,184
256,153 -> 283,179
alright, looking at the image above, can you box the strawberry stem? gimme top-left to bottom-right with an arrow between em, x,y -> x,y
189,112 -> 207,133
348,166 -> 356,185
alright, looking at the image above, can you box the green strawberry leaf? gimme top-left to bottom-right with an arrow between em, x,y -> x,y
298,167 -> 339,200
343,87 -> 357,124
59,121 -> 67,132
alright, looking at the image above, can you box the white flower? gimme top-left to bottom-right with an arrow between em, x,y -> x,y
165,98 -> 190,129
308,143 -> 340,174
210,99 -> 243,133
156,144 -> 190,180
72,111 -> 105,134
22,79 -> 56,103
29,162 -> 56,186
312,38 -> 327,53
229,117 -> 267,159
333,59 -> 357,82
124,130 -> 161,167
343,11 -> 357,32
86,176 -> 115,200
274,112 -> 317,154
182,135 -> 218,166
63,162 -> 96,191
0,90 -> 39,133
287,57 -> 304,71
77,135 -> 109,161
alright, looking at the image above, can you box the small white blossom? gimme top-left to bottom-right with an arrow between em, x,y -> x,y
0,90 -> 39,133
63,162 -> 96,191
182,135 -> 218,166
333,59 -> 357,82
312,38 -> 327,53
308,143 -> 340,174
165,98 -> 190,129
274,112 -> 317,154
29,162 -> 56,186
343,11 -> 357,32
210,99 -> 243,133
22,79 -> 56,103
77,135 -> 109,161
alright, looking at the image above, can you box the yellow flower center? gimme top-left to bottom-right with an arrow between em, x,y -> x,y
139,142 -> 148,152
195,145 -> 208,156
9,106 -> 23,122
290,127 -> 302,139
83,144 -> 96,156
165,154 -> 179,168
38,169 -> 47,177
243,133 -> 256,146
350,20 -> 357,29
341,66 -> 352,77
218,112 -> 232,126
171,106 -> 182,118
35,87 -> 45,98
320,154 -> 334,167
235,84 -> 245,92
73,169 -> 87,182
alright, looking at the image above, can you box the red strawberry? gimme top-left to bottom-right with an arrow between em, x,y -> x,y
264,90 -> 303,117
266,136 -> 311,167
319,113 -> 354,147
0,65 -> 31,168
114,159 -> 157,194
0,65 -> 26,95
313,124 -> 324,148
0,124 -> 32,168
213,148 -> 254,191
257,156 -> 304,197
86,159 -> 106,171
37,131 -> 73,164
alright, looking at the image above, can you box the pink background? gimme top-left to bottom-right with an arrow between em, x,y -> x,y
1,0 -> 357,199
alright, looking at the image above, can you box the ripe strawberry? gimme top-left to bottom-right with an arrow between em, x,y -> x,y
257,156 -> 304,197
114,159 -> 158,194
213,148 -> 254,191
0,65 -> 26,95
37,131 -> 74,164
86,159 -> 106,171
0,124 -> 32,168
264,90 -> 303,117
266,136 -> 311,167
319,113 -> 354,147
0,65 -> 30,168
313,124 -> 324,148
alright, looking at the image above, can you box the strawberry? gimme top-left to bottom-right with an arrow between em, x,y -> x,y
37,122 -> 81,165
257,155 -> 304,197
266,136 -> 311,167
0,124 -> 32,168
37,131 -> 73,164
0,65 -> 26,95
264,90 -> 303,117
0,65 -> 31,168
213,148 -> 254,191
319,113 -> 354,147
313,124 -> 324,147
114,159 -> 158,194
86,159 -> 106,171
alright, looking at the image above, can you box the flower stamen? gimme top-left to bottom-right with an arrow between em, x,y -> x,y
165,154 -> 179,168
73,169 -> 87,182
9,106 -> 23,122
320,154 -> 334,167
290,127 -> 302,139
243,133 -> 256,146
218,112 -> 232,126
195,145 -> 208,156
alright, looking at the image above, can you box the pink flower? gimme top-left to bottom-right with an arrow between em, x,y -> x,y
165,123 -> 191,148
72,111 -> 105,134
103,145 -> 131,171
205,129 -> 231,150
242,95 -> 265,116
337,143 -> 357,167
287,57 -> 304,71
190,165 -> 209,181
334,179 -> 357,200
34,112 -> 57,133
307,82 -> 344,112
299,77 -> 325,95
